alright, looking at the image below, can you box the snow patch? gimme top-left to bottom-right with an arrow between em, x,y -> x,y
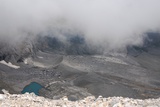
24,58 -> 49,68
0,60 -> 20,69
24,59 -> 28,64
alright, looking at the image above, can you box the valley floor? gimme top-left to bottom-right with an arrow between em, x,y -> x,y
0,51 -> 160,100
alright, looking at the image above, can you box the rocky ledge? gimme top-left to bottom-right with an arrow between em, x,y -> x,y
0,90 -> 160,107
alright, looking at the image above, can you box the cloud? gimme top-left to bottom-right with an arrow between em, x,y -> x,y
0,0 -> 160,51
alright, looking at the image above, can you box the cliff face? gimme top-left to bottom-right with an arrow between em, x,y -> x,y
0,38 -> 37,63
0,90 -> 160,107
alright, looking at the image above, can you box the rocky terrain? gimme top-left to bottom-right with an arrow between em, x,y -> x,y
0,34 -> 160,102
0,89 -> 160,107
1,1 -> 160,106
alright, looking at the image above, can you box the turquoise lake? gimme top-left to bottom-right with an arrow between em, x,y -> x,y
21,82 -> 43,95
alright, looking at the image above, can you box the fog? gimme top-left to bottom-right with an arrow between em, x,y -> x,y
1,0 -> 160,50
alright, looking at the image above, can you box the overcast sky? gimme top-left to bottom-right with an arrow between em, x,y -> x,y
0,0 -> 160,50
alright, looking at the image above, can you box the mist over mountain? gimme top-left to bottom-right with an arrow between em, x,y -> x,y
1,0 -> 160,101
127,32 -> 160,56
0,0 -> 160,64
1,0 -> 160,52
0,31 -> 160,63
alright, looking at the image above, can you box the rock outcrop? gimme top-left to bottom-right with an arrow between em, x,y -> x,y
0,89 -> 160,107
0,38 -> 37,63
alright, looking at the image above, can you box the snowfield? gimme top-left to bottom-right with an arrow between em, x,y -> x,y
0,60 -> 20,69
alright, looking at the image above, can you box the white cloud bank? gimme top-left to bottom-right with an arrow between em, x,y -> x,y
0,0 -> 160,50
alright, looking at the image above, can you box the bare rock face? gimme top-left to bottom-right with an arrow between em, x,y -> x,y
0,90 -> 160,107
0,38 -> 37,63
36,36 -> 104,55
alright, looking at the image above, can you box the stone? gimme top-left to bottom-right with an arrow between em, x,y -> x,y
0,94 -> 4,100
0,90 -> 160,107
